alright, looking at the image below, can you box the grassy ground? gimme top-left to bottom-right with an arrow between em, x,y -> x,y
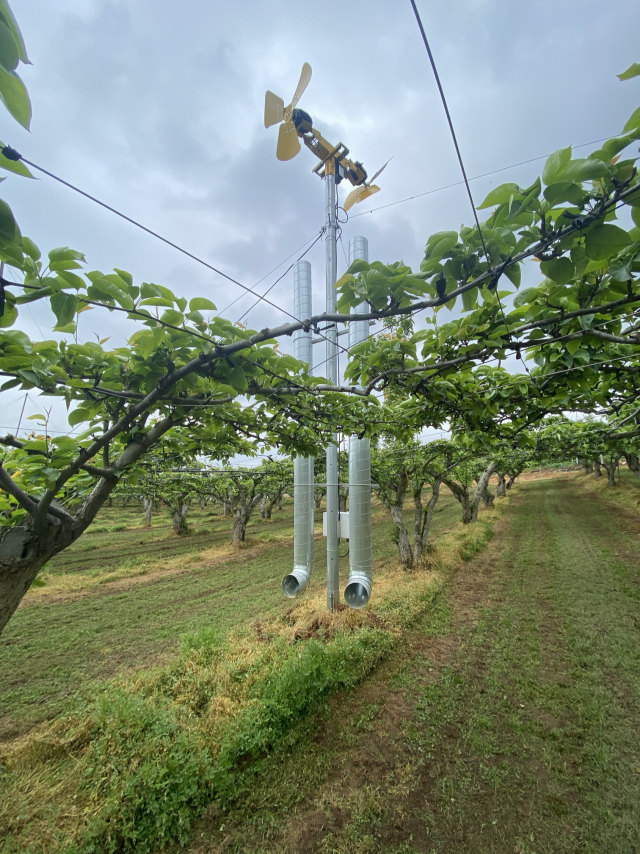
3,470 -> 639,853
0,494 -> 461,737
175,470 -> 640,854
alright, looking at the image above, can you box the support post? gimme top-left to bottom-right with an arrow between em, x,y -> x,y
325,165 -> 340,611
345,236 -> 373,608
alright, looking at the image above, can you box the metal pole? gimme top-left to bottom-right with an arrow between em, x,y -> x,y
325,166 -> 340,611
345,236 -> 373,608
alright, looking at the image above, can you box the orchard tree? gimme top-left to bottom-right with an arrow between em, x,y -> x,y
257,458 -> 293,519
371,439 -> 450,567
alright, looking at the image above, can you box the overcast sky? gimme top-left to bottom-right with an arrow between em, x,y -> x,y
1,0 -> 639,437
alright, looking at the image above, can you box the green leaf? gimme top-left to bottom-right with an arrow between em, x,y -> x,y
477,183 -> 520,210
140,281 -> 162,299
0,139 -> 31,178
26,413 -> 46,421
49,247 -> 85,263
159,309 -> 184,326
68,407 -> 92,427
228,366 -> 247,391
618,62 -> 640,81
570,244 -> 588,278
623,105 -> 640,133
540,257 -> 575,284
584,223 -> 633,260
503,263 -> 521,289
138,297 -> 175,308
0,65 -> 30,128
461,286 -> 478,311
347,259 -> 370,274
50,291 -> 77,327
114,268 -> 133,287
543,182 -> 588,206
0,196 -> 18,242
542,146 -> 572,185
54,322 -> 76,334
189,297 -> 217,312
0,1 -> 29,64
0,299 -> 16,327
561,158 -> 609,183
0,19 -> 17,71
22,236 -> 40,260
49,259 -> 82,272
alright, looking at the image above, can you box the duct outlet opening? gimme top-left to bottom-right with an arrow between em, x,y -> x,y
344,577 -> 371,609
282,574 -> 301,598
282,566 -> 310,599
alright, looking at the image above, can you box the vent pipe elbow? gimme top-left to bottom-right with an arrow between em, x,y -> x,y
344,434 -> 372,608
345,236 -> 373,609
284,455 -> 314,597
284,259 -> 315,599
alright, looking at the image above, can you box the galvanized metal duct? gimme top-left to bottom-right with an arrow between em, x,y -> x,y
344,236 -> 373,608
283,260 -> 315,598
283,455 -> 314,597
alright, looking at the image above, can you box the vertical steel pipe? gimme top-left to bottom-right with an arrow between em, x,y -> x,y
282,260 -> 315,598
344,236 -> 373,608
325,170 -> 340,611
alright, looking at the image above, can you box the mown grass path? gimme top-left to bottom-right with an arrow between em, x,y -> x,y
187,475 -> 640,854
0,497 -> 461,739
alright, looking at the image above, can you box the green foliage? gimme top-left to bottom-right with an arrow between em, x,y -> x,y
47,626 -> 394,854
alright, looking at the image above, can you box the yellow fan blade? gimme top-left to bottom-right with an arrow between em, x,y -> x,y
291,62 -> 312,109
358,185 -> 381,204
343,186 -> 365,212
264,90 -> 285,128
276,120 -> 301,161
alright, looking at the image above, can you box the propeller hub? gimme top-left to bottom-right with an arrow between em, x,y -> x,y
292,108 -> 313,136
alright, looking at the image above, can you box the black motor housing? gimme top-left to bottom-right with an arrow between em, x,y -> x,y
292,108 -> 313,135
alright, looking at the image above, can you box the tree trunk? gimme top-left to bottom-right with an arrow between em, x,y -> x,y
260,496 -> 267,519
223,500 -> 232,516
390,504 -> 412,568
443,478 -> 473,524
276,495 -> 284,512
624,453 -> 640,480
472,463 -> 496,520
496,473 -> 507,498
413,480 -> 440,565
481,484 -> 495,508
171,496 -> 189,534
601,461 -> 617,487
506,472 -> 519,490
143,497 -> 153,527
314,490 -> 324,510
593,461 -> 602,478
0,518 -> 80,636
582,458 -> 594,475
232,511 -> 248,544
339,490 -> 348,512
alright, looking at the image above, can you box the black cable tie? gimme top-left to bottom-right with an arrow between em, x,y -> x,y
2,146 -> 22,162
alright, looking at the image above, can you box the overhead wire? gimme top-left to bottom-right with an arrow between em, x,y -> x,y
350,136 -> 612,219
236,227 -> 325,325
218,227 -> 324,317
407,0 -> 535,383
0,146 -> 356,364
